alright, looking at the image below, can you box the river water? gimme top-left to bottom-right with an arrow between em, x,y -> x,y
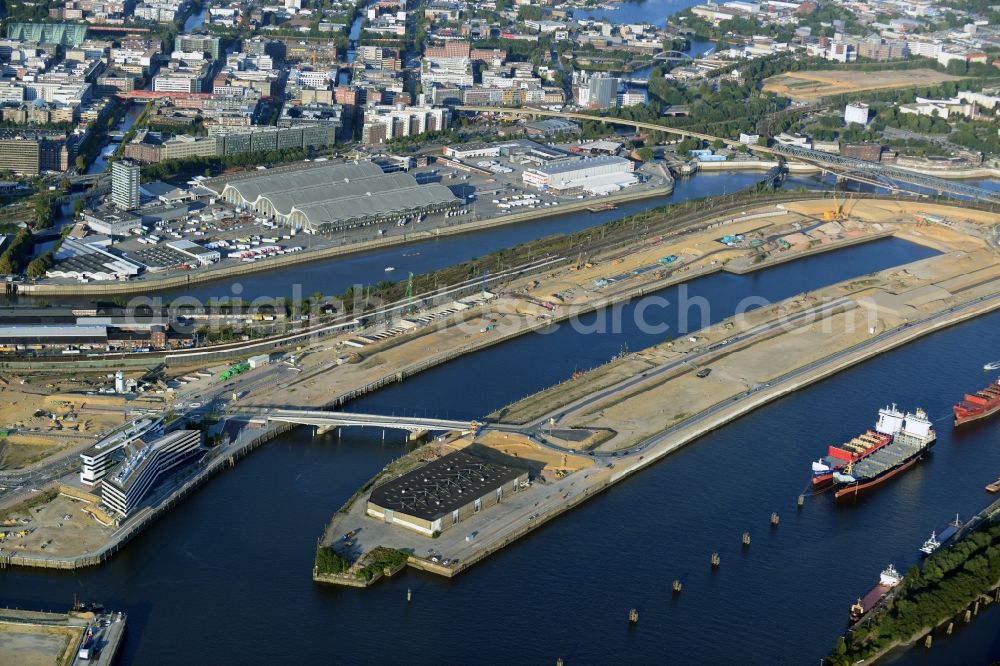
27,171 -> 773,306
573,0 -> 701,28
85,105 -> 145,176
182,3 -> 208,33
24,171 -> 1000,307
4,236 -> 999,664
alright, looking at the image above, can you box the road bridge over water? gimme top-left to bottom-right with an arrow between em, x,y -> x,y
262,409 -> 475,434
455,106 -> 1000,204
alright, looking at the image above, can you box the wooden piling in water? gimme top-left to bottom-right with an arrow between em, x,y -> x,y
974,601 -> 980,616
946,622 -> 953,635
964,610 -> 972,623
672,579 -> 682,594
924,635 -> 932,649
710,552 -> 720,568
628,608 -> 639,624
770,512 -> 780,526
742,532 -> 751,547
407,588 -> 412,602
797,494 -> 804,509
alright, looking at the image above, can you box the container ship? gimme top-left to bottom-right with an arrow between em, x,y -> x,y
849,564 -> 902,624
833,405 -> 935,500
919,514 -> 963,557
810,424 -> 892,487
953,377 -> 1000,426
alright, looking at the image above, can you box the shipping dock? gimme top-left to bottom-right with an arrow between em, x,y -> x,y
0,604 -> 125,666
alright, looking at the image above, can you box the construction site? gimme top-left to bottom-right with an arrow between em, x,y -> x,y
0,605 -> 125,666
309,196 -> 1000,585
3,193 -> 1000,573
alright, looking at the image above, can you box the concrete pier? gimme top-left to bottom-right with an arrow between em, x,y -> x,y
0,606 -> 126,666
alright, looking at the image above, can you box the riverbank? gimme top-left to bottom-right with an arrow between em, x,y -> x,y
829,499 -> 1000,666
4,198 -> 995,571
695,160 -> 821,174
695,159 -> 1000,181
0,196 -> 927,567
313,199 -> 1000,585
0,605 -> 126,666
19,183 -> 673,297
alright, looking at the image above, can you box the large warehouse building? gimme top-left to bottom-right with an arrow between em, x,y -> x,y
215,161 -> 460,232
367,450 -> 528,537
522,155 -> 637,195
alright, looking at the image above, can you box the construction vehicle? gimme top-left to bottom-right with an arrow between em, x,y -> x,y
822,192 -> 856,221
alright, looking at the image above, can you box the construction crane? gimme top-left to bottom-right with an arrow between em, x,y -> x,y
822,191 -> 856,221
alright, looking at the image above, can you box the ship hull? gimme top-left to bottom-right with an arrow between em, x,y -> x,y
834,453 -> 925,500
812,472 -> 834,487
954,401 -> 1000,427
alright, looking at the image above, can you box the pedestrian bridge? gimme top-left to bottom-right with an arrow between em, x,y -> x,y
264,409 -> 475,434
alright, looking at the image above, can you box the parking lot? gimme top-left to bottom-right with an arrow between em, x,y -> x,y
44,146 -> 670,286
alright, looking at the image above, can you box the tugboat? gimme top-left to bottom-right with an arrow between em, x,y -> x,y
849,564 -> 902,624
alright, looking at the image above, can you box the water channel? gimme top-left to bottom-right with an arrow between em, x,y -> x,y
4,237 -> 998,664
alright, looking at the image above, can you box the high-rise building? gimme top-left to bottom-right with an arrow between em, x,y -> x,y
174,34 -> 220,59
589,75 -> 620,109
844,102 -> 870,126
111,159 -> 140,210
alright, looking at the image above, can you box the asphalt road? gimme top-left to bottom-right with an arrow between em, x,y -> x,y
496,290 -> 1000,464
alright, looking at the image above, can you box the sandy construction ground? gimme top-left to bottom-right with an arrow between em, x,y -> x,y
0,374 -> 159,470
0,620 -> 82,666
508,202 -> 1000,452
0,491 -> 117,558
763,68 -> 965,101
453,430 -> 593,478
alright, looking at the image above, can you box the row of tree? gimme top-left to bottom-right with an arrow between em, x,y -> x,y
0,229 -> 34,276
830,521 -> 1000,665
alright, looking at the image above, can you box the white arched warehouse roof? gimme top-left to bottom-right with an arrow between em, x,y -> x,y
218,162 -> 459,230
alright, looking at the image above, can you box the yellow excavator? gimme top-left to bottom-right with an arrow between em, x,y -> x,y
822,192 -> 856,221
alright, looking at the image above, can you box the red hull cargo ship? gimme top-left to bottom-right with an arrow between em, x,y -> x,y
953,377 -> 1000,426
832,405 -> 936,500
849,564 -> 903,624
810,422 -> 892,487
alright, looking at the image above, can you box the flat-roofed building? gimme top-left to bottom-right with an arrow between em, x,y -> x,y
0,324 -> 108,352
48,237 -> 142,282
101,429 -> 202,517
82,210 -> 144,236
79,418 -> 162,485
522,155 -> 636,193
111,159 -> 140,210
366,450 -> 528,536
0,130 -> 73,175
166,239 -> 221,264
